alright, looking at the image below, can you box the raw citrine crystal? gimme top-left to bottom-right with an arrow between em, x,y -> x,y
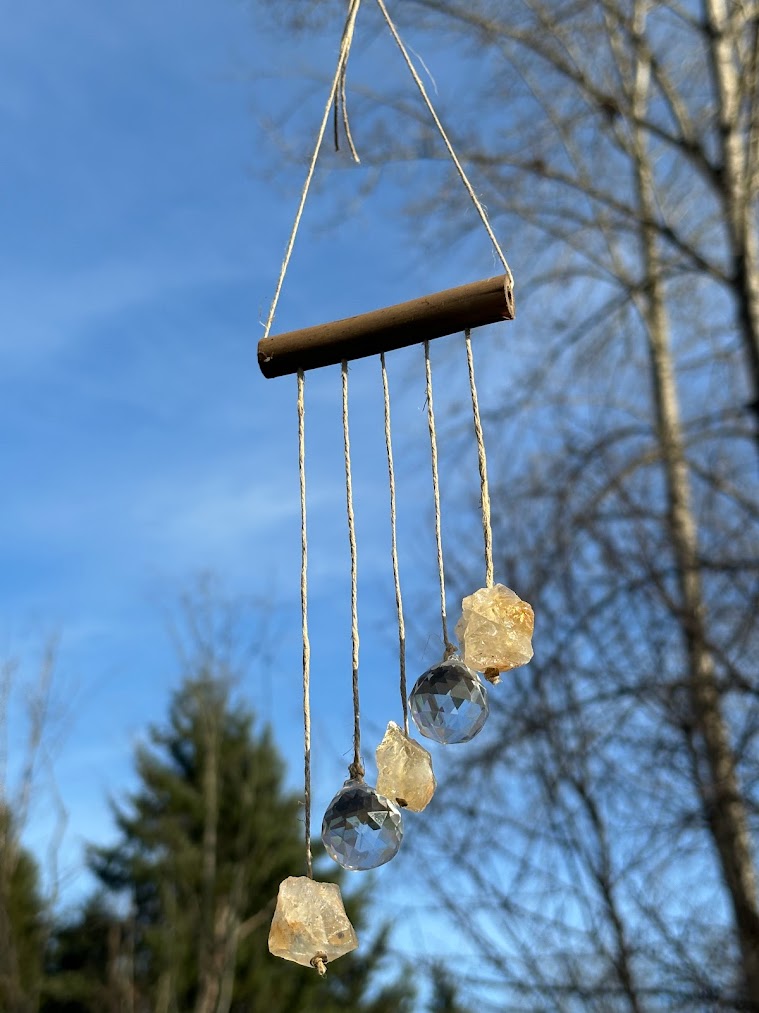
375,721 -> 436,812
322,779 -> 403,871
268,876 -> 357,973
409,658 -> 489,744
455,584 -> 534,681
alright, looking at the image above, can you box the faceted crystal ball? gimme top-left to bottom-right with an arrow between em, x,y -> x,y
268,876 -> 357,970
455,584 -> 534,677
375,720 -> 436,812
409,658 -> 489,744
322,779 -> 403,871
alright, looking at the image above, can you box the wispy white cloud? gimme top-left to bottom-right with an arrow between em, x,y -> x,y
0,255 -> 252,373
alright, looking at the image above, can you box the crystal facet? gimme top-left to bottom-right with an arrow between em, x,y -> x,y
322,779 -> 403,871
455,584 -> 534,676
375,721 -> 436,812
409,658 -> 489,744
268,876 -> 357,970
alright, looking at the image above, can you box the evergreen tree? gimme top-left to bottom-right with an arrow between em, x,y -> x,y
45,671 -> 413,1013
0,804 -> 46,1013
426,965 -> 471,1013
41,895 -> 126,1012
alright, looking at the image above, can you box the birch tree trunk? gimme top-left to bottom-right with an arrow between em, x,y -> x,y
627,5 -> 759,998
704,0 -> 759,432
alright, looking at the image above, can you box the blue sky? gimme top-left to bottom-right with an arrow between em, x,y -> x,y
0,0 -> 518,981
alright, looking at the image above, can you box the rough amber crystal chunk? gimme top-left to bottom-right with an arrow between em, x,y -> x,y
375,721 -> 436,812
455,584 -> 534,677
268,876 -> 357,972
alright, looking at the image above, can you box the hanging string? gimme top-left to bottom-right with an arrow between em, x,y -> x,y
262,0 -> 362,341
424,341 -> 455,659
334,47 -> 360,163
374,0 -> 514,289
464,329 -> 494,588
380,353 -> 408,735
340,70 -> 360,163
297,370 -> 313,879
342,361 -> 364,780
263,0 -> 512,344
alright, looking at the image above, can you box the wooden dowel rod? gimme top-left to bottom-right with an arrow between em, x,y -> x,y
258,274 -> 514,378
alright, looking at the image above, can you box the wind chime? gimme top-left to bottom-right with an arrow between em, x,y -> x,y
262,0 -> 535,976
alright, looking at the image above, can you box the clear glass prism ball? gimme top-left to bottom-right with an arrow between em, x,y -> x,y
409,658 -> 489,744
322,779 -> 403,871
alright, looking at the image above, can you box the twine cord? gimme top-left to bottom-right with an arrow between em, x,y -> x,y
424,341 -> 454,656
311,954 -> 328,976
297,371 -> 313,879
342,361 -> 364,780
464,329 -> 494,588
374,0 -> 513,288
380,353 -> 408,735
262,0 -> 362,340
333,27 -> 360,163
263,0 -> 513,345
339,58 -> 360,163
